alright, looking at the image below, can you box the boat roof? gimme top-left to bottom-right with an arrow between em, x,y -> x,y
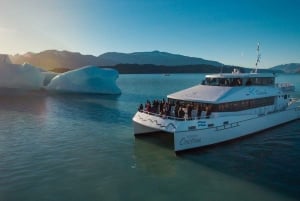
167,84 -> 280,104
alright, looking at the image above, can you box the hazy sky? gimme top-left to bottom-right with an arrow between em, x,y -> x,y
0,0 -> 299,67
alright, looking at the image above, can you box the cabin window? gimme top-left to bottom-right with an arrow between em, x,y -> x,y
214,97 -> 275,112
167,97 -> 275,116
203,77 -> 274,87
249,77 -> 274,86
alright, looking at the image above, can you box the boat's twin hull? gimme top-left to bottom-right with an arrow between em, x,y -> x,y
133,107 -> 300,152
174,108 -> 299,151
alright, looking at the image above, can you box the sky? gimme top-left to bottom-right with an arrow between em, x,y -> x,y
0,0 -> 299,68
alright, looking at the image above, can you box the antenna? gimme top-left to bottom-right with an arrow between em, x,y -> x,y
220,64 -> 223,75
255,42 -> 261,73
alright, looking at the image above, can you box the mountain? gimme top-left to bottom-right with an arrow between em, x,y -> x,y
9,50 -> 223,71
98,50 -> 223,66
10,50 -> 100,71
8,49 -> 294,74
112,64 -> 232,74
270,63 -> 300,73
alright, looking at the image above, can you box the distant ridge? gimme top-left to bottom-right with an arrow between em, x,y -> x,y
9,50 -> 223,71
10,50 -> 99,71
270,63 -> 300,74
98,50 -> 223,67
6,49 -> 294,74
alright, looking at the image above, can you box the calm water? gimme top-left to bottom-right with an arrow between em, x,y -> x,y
0,74 -> 300,201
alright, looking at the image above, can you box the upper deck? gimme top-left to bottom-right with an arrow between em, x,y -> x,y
167,72 -> 280,104
203,72 -> 275,87
206,72 -> 275,79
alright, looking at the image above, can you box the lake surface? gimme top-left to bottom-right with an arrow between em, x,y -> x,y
0,74 -> 299,201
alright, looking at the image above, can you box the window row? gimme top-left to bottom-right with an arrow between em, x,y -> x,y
215,97 -> 275,112
203,77 -> 275,87
168,96 -> 275,114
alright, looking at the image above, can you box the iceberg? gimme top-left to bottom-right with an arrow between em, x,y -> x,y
46,66 -> 121,94
0,55 -> 121,95
0,55 -> 44,90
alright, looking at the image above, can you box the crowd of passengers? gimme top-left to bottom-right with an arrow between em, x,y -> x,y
138,99 -> 212,119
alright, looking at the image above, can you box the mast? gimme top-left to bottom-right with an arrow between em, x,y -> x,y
255,42 -> 261,73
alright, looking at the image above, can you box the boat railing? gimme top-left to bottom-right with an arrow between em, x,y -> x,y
138,110 -> 209,121
276,82 -> 295,92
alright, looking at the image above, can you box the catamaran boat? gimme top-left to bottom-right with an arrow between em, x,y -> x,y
133,45 -> 300,152
133,70 -> 300,152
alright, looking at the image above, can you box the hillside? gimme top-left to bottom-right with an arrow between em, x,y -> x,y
10,50 -> 100,71
112,64 -> 229,74
270,63 -> 300,73
115,64 -> 279,74
98,50 -> 222,66
6,49 -> 290,74
9,50 -> 223,71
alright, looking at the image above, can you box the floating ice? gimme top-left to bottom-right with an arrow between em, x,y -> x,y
0,55 -> 121,95
0,55 -> 44,90
46,66 -> 121,94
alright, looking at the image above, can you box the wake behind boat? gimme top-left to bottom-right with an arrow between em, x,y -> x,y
132,45 -> 300,152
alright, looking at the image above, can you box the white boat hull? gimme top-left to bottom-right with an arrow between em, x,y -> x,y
133,104 -> 300,152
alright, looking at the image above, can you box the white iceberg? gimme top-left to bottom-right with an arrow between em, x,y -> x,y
0,55 -> 121,95
0,55 -> 44,90
46,66 -> 121,94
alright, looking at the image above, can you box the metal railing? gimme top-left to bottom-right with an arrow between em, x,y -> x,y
138,110 -> 209,121
276,82 -> 295,92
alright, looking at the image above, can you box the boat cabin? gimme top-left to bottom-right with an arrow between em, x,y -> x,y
138,72 -> 292,120
202,72 -> 275,87
165,72 -> 287,119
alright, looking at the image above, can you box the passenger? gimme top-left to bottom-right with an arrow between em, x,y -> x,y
191,109 -> 197,119
206,105 -> 212,118
230,79 -> 237,86
246,79 -> 252,86
154,100 -> 159,113
163,102 -> 170,116
219,79 -> 225,86
201,105 -> 207,118
237,78 -> 242,86
160,101 -> 164,114
156,101 -> 160,114
169,101 -> 175,116
187,104 -> 193,119
175,104 -> 180,118
197,105 -> 202,118
146,102 -> 151,112
138,104 -> 143,111
178,107 -> 185,119
224,79 -> 229,86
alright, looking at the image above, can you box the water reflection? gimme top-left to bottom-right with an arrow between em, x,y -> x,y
133,133 -> 177,177
0,92 -> 47,116
45,94 -> 122,123
177,121 -> 300,200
